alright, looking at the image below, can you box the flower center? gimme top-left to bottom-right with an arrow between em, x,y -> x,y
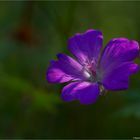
83,59 -> 98,82
82,60 -> 107,96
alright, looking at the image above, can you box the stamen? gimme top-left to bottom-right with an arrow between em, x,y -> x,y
99,84 -> 107,96
83,59 -> 98,82
83,70 -> 91,79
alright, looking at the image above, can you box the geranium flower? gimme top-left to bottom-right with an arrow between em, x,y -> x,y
46,29 -> 139,105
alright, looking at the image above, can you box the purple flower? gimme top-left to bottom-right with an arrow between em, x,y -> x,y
46,29 -> 140,105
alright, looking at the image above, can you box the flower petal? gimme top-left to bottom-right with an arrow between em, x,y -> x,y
61,82 -> 100,105
46,54 -> 89,83
68,29 -> 103,65
98,38 -> 139,80
99,38 -> 139,77
102,62 -> 139,90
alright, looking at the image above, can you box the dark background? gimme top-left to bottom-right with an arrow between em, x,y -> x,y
0,1 -> 140,139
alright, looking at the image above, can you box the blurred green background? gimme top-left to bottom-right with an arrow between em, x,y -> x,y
0,1 -> 140,139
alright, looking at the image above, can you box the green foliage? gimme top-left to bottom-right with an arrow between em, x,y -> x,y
0,1 -> 140,138
0,70 -> 60,112
113,89 -> 140,119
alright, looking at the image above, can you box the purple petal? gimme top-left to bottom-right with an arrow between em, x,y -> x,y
46,53 -> 88,83
101,62 -> 139,90
68,29 -> 103,65
99,38 -> 139,76
98,38 -> 139,85
61,82 -> 100,105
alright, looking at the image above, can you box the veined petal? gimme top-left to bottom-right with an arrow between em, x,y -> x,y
102,62 -> 139,90
100,38 -> 140,70
61,82 -> 100,105
68,29 -> 103,65
46,53 -> 88,83
99,38 -> 139,77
